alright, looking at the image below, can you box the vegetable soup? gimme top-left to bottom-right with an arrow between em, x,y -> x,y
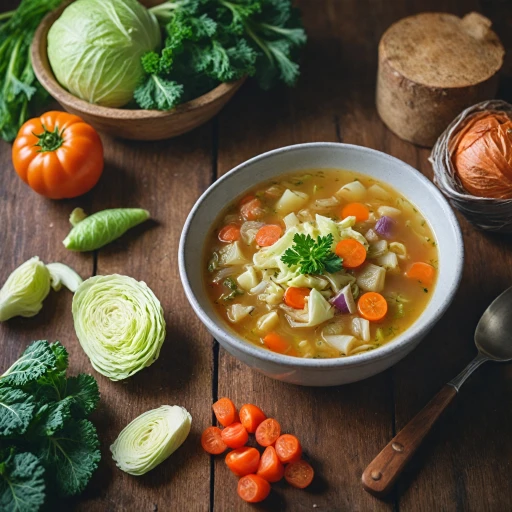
204,170 -> 438,359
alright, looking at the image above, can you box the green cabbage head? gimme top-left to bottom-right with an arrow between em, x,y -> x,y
47,0 -> 161,107
111,405 -> 192,475
72,274 -> 166,380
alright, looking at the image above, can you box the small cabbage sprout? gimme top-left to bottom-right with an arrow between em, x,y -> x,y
111,405 -> 191,476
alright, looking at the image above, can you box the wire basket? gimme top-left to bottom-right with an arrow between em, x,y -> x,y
430,100 -> 512,233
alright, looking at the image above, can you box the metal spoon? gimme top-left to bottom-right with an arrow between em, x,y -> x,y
362,286 -> 512,497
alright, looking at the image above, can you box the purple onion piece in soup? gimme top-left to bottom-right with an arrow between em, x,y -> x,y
375,216 -> 396,239
330,284 -> 356,314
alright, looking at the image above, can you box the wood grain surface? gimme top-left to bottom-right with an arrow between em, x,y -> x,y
1,0 -> 511,511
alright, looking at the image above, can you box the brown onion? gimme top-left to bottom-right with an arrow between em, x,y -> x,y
451,112 -> 512,199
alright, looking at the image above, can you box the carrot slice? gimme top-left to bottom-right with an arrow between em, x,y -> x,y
237,474 -> 271,503
255,418 -> 281,447
240,198 -> 264,221
257,446 -> 285,483
284,460 -> 314,489
341,202 -> 369,222
283,287 -> 310,309
201,426 -> 228,455
406,262 -> 436,287
255,225 -> 282,247
212,397 -> 238,427
218,224 -> 241,242
225,447 -> 260,476
221,422 -> 249,449
275,434 -> 302,464
335,239 -> 367,268
239,404 -> 267,433
263,333 -> 293,355
239,194 -> 256,206
357,292 -> 388,322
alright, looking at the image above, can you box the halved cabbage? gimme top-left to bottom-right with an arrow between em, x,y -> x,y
72,274 -> 166,381
111,405 -> 191,476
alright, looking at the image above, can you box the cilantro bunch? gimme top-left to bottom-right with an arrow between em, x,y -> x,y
282,233 -> 343,275
0,341 -> 100,511
135,0 -> 307,110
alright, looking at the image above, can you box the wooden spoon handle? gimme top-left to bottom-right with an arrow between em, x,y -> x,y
361,384 -> 457,497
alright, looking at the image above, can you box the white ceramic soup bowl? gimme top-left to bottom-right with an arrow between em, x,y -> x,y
179,143 -> 464,386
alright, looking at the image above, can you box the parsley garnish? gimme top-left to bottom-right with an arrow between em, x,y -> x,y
221,277 -> 244,301
281,233 -> 342,275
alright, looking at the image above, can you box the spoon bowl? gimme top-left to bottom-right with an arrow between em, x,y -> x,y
475,286 -> 512,361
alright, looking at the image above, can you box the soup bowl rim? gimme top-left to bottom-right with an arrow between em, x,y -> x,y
179,142 -> 464,370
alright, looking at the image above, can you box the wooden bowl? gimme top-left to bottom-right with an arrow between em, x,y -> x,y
430,100 -> 512,233
30,4 -> 245,141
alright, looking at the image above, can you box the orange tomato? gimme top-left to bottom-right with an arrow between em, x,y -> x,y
225,447 -> 260,476
257,446 -> 285,483
255,418 -> 281,447
239,404 -> 267,433
221,422 -> 249,449
212,397 -> 238,427
275,434 -> 302,464
237,474 -> 271,503
12,111 -> 103,199
284,460 -> 314,489
201,426 -> 228,455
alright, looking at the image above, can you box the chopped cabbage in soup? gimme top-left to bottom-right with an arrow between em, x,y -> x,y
204,169 -> 438,359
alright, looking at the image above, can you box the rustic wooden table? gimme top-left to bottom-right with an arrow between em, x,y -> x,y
1,0 -> 511,511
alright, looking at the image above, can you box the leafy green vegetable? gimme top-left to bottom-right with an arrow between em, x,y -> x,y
0,341 -> 100,510
136,0 -> 306,110
0,451 -> 46,512
63,208 -> 151,252
281,233 -> 343,275
72,275 -> 166,381
221,277 -> 244,301
111,405 -> 191,476
0,258 -> 83,321
0,0 -> 64,142
47,0 -> 161,108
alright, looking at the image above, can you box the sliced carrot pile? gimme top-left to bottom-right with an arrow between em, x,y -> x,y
335,239 -> 367,268
240,197 -> 264,221
239,404 -> 266,433
213,397 -> 238,427
201,399 -> 314,503
257,446 -> 284,483
255,418 -> 281,447
221,422 -> 249,449
218,224 -> 241,242
225,447 -> 260,476
341,202 -> 369,222
406,262 -> 436,287
357,292 -> 388,322
255,224 -> 282,247
275,434 -> 302,464
283,286 -> 310,309
284,460 -> 315,489
237,474 -> 271,503
201,426 -> 228,455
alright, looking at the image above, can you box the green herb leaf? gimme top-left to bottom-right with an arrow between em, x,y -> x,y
0,387 -> 35,436
221,277 -> 244,301
134,74 -> 184,110
281,233 -> 342,275
0,450 -> 46,512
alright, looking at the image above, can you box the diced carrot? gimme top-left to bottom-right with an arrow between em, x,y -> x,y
225,447 -> 260,476
406,262 -> 436,287
275,434 -> 302,464
255,418 -> 281,447
239,195 -> 256,206
335,239 -> 367,268
201,426 -> 228,455
255,225 -> 282,247
218,224 -> 241,242
237,474 -> 271,503
240,198 -> 264,221
257,446 -> 285,483
283,287 -> 310,309
239,404 -> 267,433
284,460 -> 314,489
221,422 -> 249,449
212,397 -> 238,427
263,333 -> 292,355
357,292 -> 388,322
341,202 -> 369,222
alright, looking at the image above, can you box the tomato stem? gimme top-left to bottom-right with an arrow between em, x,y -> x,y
33,124 -> 64,152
